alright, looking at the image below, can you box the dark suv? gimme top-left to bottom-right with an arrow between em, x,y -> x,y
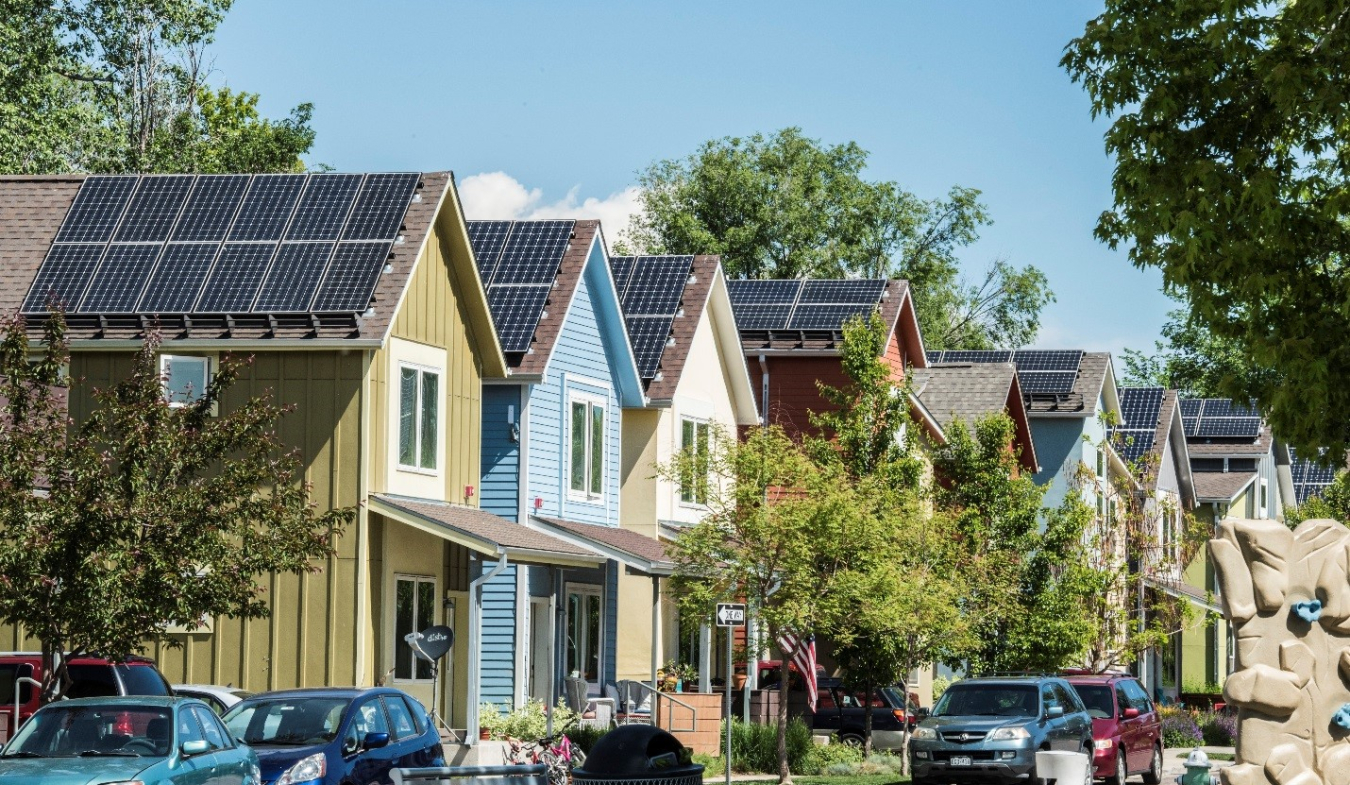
1065,674 -> 1162,785
910,676 -> 1093,785
0,653 -> 172,741
811,679 -> 923,749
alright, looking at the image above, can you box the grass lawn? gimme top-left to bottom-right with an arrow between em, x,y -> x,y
1176,752 -> 1235,761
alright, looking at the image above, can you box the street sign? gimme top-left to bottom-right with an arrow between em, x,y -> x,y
716,603 -> 746,627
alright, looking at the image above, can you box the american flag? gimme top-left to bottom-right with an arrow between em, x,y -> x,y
776,630 -> 818,711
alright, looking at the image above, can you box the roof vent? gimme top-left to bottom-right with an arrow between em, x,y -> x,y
383,263 -> 394,274
362,308 -> 375,319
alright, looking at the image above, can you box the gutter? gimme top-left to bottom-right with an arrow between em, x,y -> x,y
758,355 -> 769,426
60,339 -> 385,352
466,553 -> 509,746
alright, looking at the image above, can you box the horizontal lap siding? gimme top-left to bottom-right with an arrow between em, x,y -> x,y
479,561 -> 518,708
481,385 -> 522,520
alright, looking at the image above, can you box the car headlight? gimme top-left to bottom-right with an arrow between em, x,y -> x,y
1095,739 -> 1115,750
911,727 -> 937,740
277,753 -> 327,785
988,726 -> 1030,741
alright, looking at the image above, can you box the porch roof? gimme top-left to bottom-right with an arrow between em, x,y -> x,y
530,516 -> 674,576
369,494 -> 603,567
1143,575 -> 1223,614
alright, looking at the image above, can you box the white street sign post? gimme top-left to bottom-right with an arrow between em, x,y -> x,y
716,603 -> 746,785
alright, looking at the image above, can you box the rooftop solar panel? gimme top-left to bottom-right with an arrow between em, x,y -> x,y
228,174 -> 306,241
1118,387 -> 1165,429
53,176 -> 138,243
196,243 -> 278,312
1113,430 -> 1155,464
726,279 -> 802,305
798,279 -> 886,304
311,241 -> 391,312
487,284 -> 550,352
787,303 -> 875,330
341,173 -> 420,241
22,243 -> 106,312
627,315 -> 675,379
936,350 -> 1016,364
492,220 -> 575,284
172,174 -> 250,242
1012,350 -> 1083,372
78,244 -> 163,312
1018,371 -> 1078,394
254,242 -> 337,312
113,175 -> 194,243
609,256 -> 636,296
137,243 -> 220,313
621,256 -> 692,315
1196,417 -> 1261,438
286,174 -> 362,241
466,220 -> 514,285
733,304 -> 793,330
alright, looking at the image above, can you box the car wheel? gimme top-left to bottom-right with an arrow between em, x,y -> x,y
1109,751 -> 1127,785
1141,746 -> 1163,785
839,732 -> 865,748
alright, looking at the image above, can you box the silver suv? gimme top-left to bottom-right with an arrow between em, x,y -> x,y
910,677 -> 1093,785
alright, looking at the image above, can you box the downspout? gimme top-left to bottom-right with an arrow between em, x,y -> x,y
1274,439 -> 1296,517
467,552 -> 509,746
355,349 -> 373,686
757,355 -> 769,426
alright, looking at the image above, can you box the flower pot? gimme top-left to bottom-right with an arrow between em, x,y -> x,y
733,673 -> 748,690
480,728 -> 491,740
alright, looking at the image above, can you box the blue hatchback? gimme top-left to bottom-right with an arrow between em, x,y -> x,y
222,687 -> 444,785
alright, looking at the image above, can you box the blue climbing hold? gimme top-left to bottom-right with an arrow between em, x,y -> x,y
1335,703 -> 1350,730
1293,599 -> 1323,623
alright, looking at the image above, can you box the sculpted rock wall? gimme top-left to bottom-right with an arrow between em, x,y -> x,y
1211,518 -> 1350,785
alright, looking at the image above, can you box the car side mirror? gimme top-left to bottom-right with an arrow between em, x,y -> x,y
181,739 -> 211,756
1047,705 -> 1064,719
364,731 -> 390,750
917,708 -> 930,720
1122,707 -> 1140,719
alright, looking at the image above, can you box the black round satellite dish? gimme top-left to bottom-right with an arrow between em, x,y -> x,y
418,625 -> 454,660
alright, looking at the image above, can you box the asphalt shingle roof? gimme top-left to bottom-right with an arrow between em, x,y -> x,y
1191,471 -> 1256,502
910,363 -> 1017,429
533,516 -> 670,565
371,494 -> 595,558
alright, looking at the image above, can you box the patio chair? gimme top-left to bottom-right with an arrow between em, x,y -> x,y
565,677 -> 614,729
611,680 -> 653,725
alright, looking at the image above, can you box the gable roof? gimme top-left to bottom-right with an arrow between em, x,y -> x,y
531,515 -> 672,575
1179,398 -> 1274,457
1112,387 -> 1195,503
925,349 -> 1113,418
1192,471 -> 1257,503
910,362 -> 1038,472
0,172 -> 497,351
729,279 -> 920,361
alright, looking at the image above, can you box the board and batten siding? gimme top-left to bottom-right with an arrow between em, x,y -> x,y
0,350 -> 367,693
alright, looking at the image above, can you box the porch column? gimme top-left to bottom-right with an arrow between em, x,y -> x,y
651,577 -> 661,686
699,622 -> 712,692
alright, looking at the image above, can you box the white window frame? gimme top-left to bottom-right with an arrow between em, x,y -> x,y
396,362 -> 441,475
1259,478 -> 1269,518
564,582 -> 604,684
392,573 -> 437,683
159,354 -> 215,409
679,417 -> 712,508
567,392 -> 607,502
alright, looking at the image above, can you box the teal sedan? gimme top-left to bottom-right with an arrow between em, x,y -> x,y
0,695 -> 260,785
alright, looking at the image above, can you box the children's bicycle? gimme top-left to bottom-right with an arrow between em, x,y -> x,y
506,727 -> 587,785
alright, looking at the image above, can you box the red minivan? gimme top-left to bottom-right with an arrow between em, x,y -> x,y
1066,674 -> 1163,785
0,652 -> 173,742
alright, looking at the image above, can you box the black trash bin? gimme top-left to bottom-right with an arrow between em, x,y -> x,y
572,725 -> 704,785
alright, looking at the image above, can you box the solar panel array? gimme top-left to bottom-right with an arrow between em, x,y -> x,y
467,220 -> 576,353
928,349 -> 1085,395
1111,387 -> 1165,463
1290,447 -> 1339,505
1177,398 -> 1261,439
23,173 -> 420,317
726,279 -> 886,332
610,255 -> 696,380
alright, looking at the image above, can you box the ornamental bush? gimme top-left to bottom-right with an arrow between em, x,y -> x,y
1159,707 -> 1204,748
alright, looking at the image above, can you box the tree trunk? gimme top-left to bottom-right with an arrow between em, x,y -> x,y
899,676 -> 910,776
778,663 -> 792,785
862,678 -> 875,758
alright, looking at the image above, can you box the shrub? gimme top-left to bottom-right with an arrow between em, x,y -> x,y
858,752 -> 906,775
826,763 -> 857,776
568,724 -> 608,755
805,741 -> 864,774
933,676 -> 959,701
1159,707 -> 1204,748
1198,711 -> 1237,747
721,719 -> 815,774
482,699 -> 579,742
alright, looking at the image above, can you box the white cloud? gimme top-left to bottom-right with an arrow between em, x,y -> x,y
458,171 -> 643,249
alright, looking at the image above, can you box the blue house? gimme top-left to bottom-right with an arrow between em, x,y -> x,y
467,219 -> 645,716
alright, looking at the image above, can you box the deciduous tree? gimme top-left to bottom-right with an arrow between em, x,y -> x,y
0,315 -> 350,701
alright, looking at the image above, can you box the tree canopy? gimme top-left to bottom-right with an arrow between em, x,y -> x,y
1064,0 -> 1350,457
1,0 -> 315,174
625,127 -> 1053,349
0,316 -> 349,700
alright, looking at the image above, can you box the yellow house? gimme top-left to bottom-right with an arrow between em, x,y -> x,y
0,171 -> 592,731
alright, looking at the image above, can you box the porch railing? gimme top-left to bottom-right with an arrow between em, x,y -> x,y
393,763 -> 549,785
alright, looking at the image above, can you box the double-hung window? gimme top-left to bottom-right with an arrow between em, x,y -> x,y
398,364 -> 440,471
569,396 -> 605,499
394,575 -> 436,680
680,418 -> 711,505
160,355 -> 211,407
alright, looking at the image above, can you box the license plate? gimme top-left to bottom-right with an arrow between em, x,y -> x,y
951,756 -> 973,767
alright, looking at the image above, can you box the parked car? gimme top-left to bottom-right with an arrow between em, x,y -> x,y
0,653 -> 173,740
222,687 -> 443,785
0,695 -> 260,784
173,684 -> 254,715
755,659 -> 828,690
1065,674 -> 1162,785
811,679 -> 926,750
910,676 -> 1093,785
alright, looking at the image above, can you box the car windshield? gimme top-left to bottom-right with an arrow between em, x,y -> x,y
932,685 -> 1039,718
2,704 -> 172,758
1072,685 -> 1114,719
224,697 -> 348,746
116,664 -> 172,696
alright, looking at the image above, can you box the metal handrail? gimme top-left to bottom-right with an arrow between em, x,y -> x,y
392,763 -> 549,785
624,681 -> 697,733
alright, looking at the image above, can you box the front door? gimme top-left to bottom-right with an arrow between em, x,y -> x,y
529,598 -> 552,703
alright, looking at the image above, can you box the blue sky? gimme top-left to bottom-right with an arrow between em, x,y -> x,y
210,1 -> 1173,356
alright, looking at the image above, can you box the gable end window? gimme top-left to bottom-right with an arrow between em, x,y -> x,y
160,355 -> 212,407
569,396 -> 606,499
680,418 -> 711,505
398,364 -> 440,471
